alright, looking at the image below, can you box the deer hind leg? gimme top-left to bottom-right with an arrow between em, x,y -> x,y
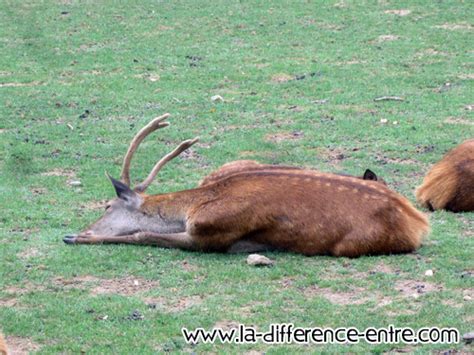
63,232 -> 197,251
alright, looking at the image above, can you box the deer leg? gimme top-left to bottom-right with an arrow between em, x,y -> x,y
63,232 -> 197,250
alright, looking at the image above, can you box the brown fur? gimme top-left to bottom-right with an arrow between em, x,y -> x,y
200,160 -> 384,186
0,333 -> 7,355
416,139 -> 474,212
140,170 -> 429,257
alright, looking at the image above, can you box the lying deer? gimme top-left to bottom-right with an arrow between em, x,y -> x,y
200,160 -> 383,186
64,114 -> 429,257
416,139 -> 474,212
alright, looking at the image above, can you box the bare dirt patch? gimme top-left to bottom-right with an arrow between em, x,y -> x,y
383,346 -> 416,354
415,48 -> 449,58
17,247 -> 42,260
81,199 -> 107,211
370,262 -> 396,274
4,335 -> 41,355
41,168 -> 76,178
441,299 -> 463,308
279,277 -> 297,289
179,260 -> 199,272
374,35 -> 400,43
459,74 -> 474,80
5,284 -> 45,295
444,117 -> 474,126
0,81 -> 43,88
312,147 -> 347,167
264,131 -> 304,143
30,187 -> 47,196
144,295 -> 203,313
302,285 -> 370,305
52,276 -> 160,296
384,9 -> 411,16
395,280 -> 443,298
216,124 -> 261,133
435,23 -> 472,31
0,296 -> 20,307
214,320 -> 240,330
376,154 -> 419,166
179,148 -> 207,166
270,73 -> 293,83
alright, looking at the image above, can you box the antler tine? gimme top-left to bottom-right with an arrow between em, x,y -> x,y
120,113 -> 171,186
134,137 -> 200,193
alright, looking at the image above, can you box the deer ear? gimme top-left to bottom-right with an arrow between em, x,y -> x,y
107,174 -> 136,201
363,169 -> 378,181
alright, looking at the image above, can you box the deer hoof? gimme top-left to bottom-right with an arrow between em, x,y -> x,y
63,235 -> 78,244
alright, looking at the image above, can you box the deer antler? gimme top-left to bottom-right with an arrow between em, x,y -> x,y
134,137 -> 199,193
120,113 -> 170,186
120,113 -> 199,193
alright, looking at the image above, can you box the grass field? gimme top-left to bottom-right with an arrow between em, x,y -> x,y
0,0 -> 473,353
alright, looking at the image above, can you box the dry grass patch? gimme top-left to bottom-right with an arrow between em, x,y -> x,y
374,35 -> 400,43
270,73 -> 293,83
41,168 -> 76,178
384,9 -> 411,16
434,23 -> 472,31
0,81 -> 43,87
444,117 -> 474,126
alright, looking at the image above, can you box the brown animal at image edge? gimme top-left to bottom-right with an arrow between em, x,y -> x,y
64,114 -> 430,257
0,333 -> 7,355
416,139 -> 474,212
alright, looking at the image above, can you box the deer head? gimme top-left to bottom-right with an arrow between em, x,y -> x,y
63,114 -> 198,243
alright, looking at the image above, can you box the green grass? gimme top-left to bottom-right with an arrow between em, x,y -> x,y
0,0 -> 473,353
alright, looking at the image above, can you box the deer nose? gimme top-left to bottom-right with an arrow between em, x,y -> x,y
63,234 -> 78,244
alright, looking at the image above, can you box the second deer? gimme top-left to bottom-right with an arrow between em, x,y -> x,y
416,139 -> 474,212
64,114 -> 429,257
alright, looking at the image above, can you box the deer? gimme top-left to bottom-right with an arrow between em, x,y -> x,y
416,139 -> 474,212
199,160 -> 384,187
64,113 -> 430,257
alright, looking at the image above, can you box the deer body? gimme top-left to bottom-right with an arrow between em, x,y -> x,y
64,114 -> 429,257
199,160 -> 383,186
416,139 -> 474,212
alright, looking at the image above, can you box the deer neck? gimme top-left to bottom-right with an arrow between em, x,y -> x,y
141,188 -> 210,223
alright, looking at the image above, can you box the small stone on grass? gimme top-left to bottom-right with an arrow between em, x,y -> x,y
211,95 -> 224,102
247,254 -> 274,267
